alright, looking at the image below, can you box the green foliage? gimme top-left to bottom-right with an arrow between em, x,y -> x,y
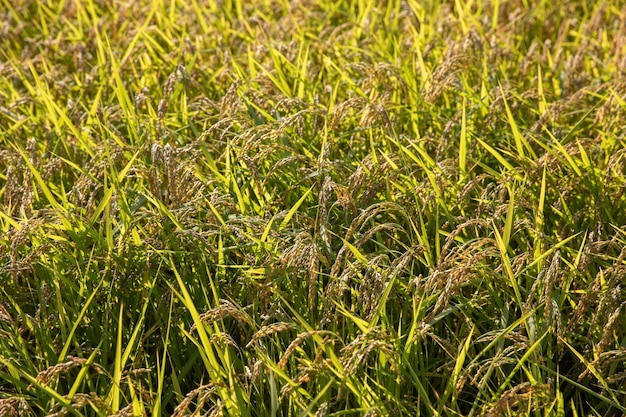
1,0 -> 625,415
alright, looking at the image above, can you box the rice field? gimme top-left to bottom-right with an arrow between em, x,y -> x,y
0,0 -> 625,415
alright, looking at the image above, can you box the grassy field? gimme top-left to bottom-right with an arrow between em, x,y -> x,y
1,0 -> 625,415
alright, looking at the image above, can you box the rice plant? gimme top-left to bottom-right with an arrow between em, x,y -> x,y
1,0 -> 624,415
